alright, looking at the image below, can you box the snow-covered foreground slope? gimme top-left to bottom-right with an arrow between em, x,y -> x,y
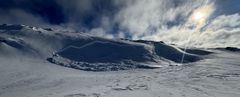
0,24 -> 204,71
0,24 -> 240,97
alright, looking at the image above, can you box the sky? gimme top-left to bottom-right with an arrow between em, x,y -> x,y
0,0 -> 240,47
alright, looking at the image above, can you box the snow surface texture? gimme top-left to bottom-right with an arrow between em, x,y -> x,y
0,24 -> 207,71
0,24 -> 240,97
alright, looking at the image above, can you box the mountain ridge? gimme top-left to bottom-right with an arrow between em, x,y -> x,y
0,24 -> 213,71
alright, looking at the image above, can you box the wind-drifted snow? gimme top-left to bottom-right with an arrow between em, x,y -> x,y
0,24 -> 240,97
0,24 -> 206,71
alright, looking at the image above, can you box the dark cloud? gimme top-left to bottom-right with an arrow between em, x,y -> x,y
0,0 -> 122,32
0,0 -> 240,47
59,0 -> 118,30
0,0 -> 240,28
0,0 -> 65,24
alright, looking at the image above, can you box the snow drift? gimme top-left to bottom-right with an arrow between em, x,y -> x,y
0,24 -> 211,71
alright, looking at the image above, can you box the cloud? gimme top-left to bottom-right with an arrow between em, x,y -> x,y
114,0 -> 212,39
142,13 -> 240,48
0,0 -> 239,47
56,0 -> 118,31
113,0 -> 240,48
0,0 -> 65,24
202,14 -> 240,47
0,9 -> 48,27
207,14 -> 240,31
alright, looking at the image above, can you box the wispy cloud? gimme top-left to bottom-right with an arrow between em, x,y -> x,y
114,0 -> 212,38
114,0 -> 240,48
0,0 -> 239,47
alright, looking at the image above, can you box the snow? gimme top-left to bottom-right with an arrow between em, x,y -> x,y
0,24 -> 240,97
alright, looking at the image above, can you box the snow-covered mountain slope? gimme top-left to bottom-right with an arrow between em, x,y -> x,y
0,24 -> 240,97
0,24 -> 209,71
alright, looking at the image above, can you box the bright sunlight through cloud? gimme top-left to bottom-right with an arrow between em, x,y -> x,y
188,4 -> 215,27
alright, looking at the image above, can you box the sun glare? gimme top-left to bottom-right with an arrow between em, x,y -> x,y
189,4 -> 215,26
